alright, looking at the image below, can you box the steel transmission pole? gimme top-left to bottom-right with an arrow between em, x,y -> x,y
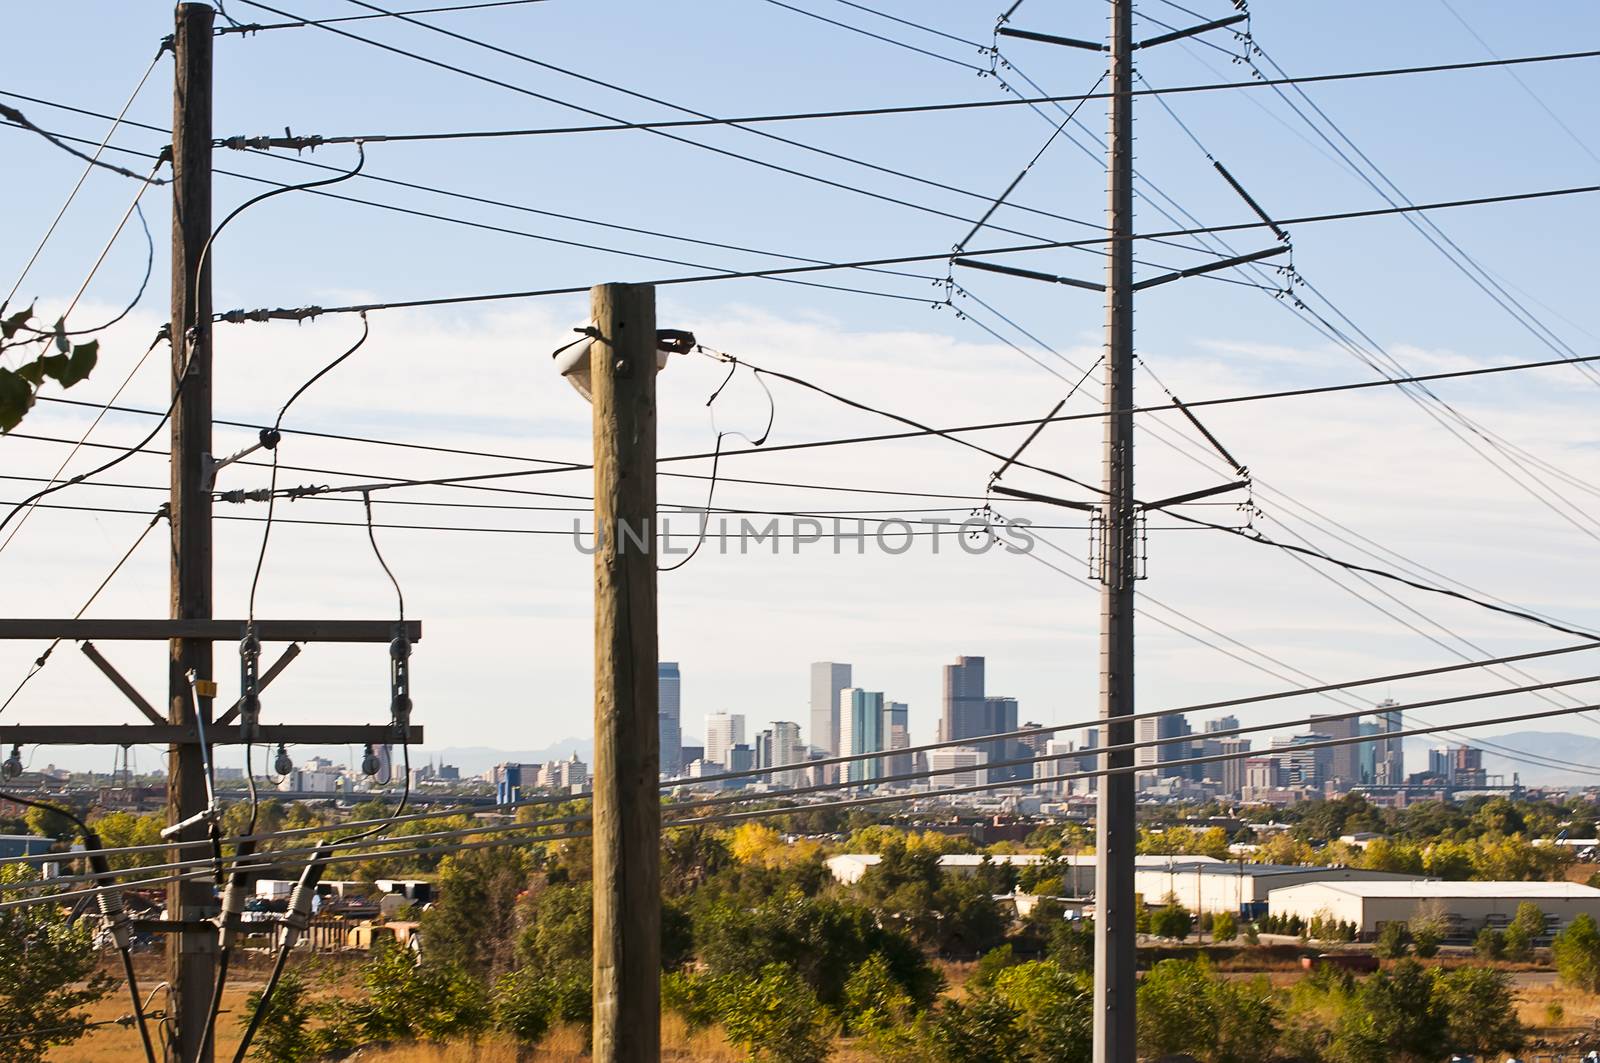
169,5 -> 217,1060
1092,0 -> 1137,1059
589,283 -> 662,1063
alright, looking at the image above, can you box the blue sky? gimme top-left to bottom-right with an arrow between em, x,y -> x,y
3,1 -> 1599,775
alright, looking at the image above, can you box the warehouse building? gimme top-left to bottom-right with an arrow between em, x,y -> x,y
1133,860 -> 1418,918
1267,880 -> 1600,941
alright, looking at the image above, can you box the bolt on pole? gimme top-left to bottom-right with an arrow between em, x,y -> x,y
589,282 -> 662,1063
1092,0 -> 1138,1059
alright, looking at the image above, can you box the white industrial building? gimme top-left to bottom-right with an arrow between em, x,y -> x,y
1268,880 -> 1600,940
825,853 -> 1049,885
826,852 -> 1222,893
1133,860 -> 1418,917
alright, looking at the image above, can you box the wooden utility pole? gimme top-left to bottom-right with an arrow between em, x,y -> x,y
169,5 -> 216,1060
589,283 -> 661,1063
1092,0 -> 1137,1058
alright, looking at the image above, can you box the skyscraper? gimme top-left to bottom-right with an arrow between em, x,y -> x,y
1310,713 -> 1360,788
768,720 -> 805,788
1136,712 -> 1190,778
983,695 -> 1022,782
658,662 -> 682,777
884,701 -> 911,777
1375,699 -> 1404,784
809,662 -> 852,756
942,656 -> 986,745
840,688 -> 886,783
704,712 -> 745,768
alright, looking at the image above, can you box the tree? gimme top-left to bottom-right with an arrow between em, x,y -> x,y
989,961 -> 1092,1063
1409,898 -> 1449,958
1434,967 -> 1524,1058
1330,959 -> 1445,1063
422,846 -> 533,980
842,953 -> 915,1035
1553,913 -> 1600,991
1474,925 -> 1506,961
716,965 -> 832,1063
22,804 -> 75,844
238,972 -> 318,1063
1211,910 -> 1237,943
1374,920 -> 1410,959
0,304 -> 101,432
1149,899 -> 1193,941
325,941 -> 491,1046
1503,901 -> 1546,961
0,864 -> 114,1061
1047,917 -> 1095,973
695,892 -> 941,1014
492,966 -> 569,1050
968,943 -> 1020,991
1136,958 -> 1279,1063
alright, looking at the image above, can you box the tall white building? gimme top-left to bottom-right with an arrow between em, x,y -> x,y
810,662 -> 852,756
704,712 -> 745,768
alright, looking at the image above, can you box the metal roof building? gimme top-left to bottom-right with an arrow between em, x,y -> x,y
1268,879 -> 1600,939
1134,860 -> 1419,917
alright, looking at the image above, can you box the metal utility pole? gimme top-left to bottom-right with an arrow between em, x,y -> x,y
589,283 -> 662,1063
1092,0 -> 1137,1058
169,5 -> 216,1060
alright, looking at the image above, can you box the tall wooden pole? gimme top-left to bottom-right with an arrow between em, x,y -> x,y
169,5 -> 216,1060
590,283 -> 661,1063
1092,0 -> 1137,1058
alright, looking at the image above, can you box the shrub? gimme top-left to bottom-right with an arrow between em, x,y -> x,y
0,864 -> 115,1062
1374,921 -> 1410,959
716,965 -> 832,1063
1149,902 -> 1193,941
1212,911 -> 1237,943
1137,958 -> 1279,1063
1434,967 -> 1524,1058
1474,925 -> 1506,961
1553,913 -> 1600,991
842,954 -> 915,1035
968,944 -> 1020,991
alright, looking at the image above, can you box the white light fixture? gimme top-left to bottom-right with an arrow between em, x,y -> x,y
552,326 -> 695,402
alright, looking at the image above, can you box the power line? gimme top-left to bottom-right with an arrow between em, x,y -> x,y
1168,511 -> 1600,641
220,45 -> 1600,142
232,348 -> 1600,503
0,119 -> 942,308
214,0 -> 550,34
229,0 -> 1122,248
0,507 -> 166,717
3,48 -> 166,312
213,179 -> 1600,319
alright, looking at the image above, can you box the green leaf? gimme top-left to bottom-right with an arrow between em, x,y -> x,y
0,369 -> 34,433
18,353 -> 67,387
52,318 -> 69,354
59,340 -> 98,387
0,303 -> 33,340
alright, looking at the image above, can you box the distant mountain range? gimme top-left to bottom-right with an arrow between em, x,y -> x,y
1415,729 -> 1600,788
